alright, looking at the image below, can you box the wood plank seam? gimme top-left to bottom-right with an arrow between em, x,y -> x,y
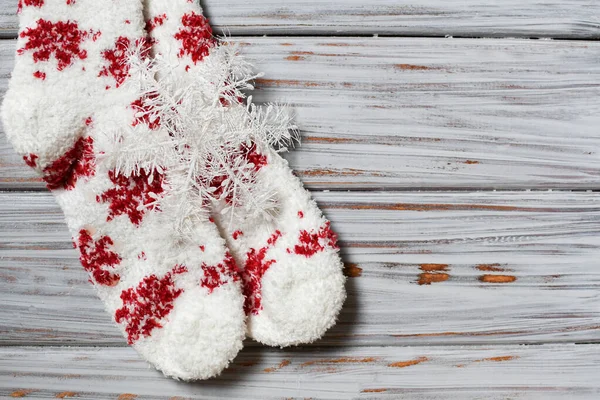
1,0 -> 600,39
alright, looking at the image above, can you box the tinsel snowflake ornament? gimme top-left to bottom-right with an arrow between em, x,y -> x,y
106,38 -> 298,237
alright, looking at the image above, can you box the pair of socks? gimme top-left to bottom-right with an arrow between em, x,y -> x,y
2,0 -> 345,380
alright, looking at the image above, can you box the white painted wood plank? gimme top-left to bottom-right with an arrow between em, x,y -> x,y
1,191 -> 599,346
2,37 -> 600,190
1,344 -> 599,399
1,0 -> 599,38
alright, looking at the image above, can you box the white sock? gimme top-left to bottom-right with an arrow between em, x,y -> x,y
144,0 -> 346,347
2,0 -> 246,379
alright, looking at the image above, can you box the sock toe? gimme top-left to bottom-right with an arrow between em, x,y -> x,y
248,251 -> 346,347
133,283 -> 245,380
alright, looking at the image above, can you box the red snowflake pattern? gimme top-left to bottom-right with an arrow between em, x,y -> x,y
242,230 -> 282,315
289,221 -> 339,257
200,252 -> 240,293
99,37 -> 149,88
17,0 -> 43,13
174,11 -> 215,64
77,229 -> 121,286
18,19 -> 89,71
96,168 -> 165,226
115,265 -> 187,344
42,136 -> 95,191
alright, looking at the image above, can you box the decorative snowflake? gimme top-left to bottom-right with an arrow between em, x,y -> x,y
290,221 -> 339,257
99,36 -> 149,88
18,18 -> 90,71
115,265 -> 187,344
200,252 -> 240,293
96,168 -> 165,226
174,11 -> 215,64
76,229 -> 121,286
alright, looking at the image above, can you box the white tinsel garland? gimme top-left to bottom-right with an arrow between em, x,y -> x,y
103,38 -> 298,238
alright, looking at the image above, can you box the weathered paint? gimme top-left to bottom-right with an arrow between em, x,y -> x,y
0,345 -> 598,399
1,4 -> 599,398
1,191 -> 599,347
1,0 -> 599,38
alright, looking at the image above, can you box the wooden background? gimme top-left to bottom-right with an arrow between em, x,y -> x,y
1,1 -> 599,399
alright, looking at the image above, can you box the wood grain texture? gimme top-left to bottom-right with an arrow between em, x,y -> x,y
1,0 -> 599,38
1,345 -> 599,399
1,191 -> 599,346
2,38 -> 600,190
2,2 -> 600,396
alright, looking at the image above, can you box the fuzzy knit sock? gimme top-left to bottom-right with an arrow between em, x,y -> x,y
2,0 -> 246,379
144,0 -> 346,347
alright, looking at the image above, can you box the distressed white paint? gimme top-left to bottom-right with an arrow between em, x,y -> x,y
1,2 -> 599,396
1,0 -> 599,38
2,38 -> 600,190
1,191 -> 599,346
1,345 -> 599,399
